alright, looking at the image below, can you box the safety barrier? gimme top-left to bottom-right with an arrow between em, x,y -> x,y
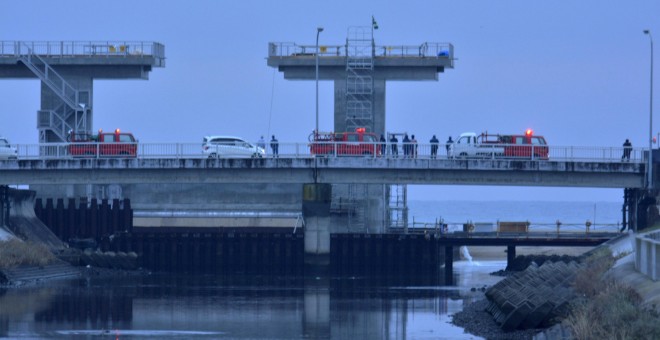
5,141 -> 647,164
268,41 -> 454,59
0,41 -> 165,65
635,230 -> 660,281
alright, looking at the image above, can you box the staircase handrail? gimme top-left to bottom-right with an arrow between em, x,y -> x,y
17,42 -> 80,109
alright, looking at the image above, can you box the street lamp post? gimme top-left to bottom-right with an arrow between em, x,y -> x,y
644,30 -> 654,190
315,27 -> 324,137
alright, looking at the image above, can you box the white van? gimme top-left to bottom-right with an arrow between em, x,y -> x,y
0,137 -> 18,160
202,136 -> 265,158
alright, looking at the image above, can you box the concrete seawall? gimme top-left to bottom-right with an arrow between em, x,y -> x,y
4,188 -> 66,251
1,187 -> 79,285
635,230 -> 660,281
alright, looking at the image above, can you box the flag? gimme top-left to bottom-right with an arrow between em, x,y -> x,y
372,16 -> 379,30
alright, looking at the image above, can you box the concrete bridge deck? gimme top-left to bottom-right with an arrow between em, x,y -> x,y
0,156 -> 644,187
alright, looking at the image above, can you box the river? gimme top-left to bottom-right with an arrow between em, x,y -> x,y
0,200 -> 620,339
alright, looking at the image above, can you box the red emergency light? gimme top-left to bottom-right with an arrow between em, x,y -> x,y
115,128 -> 121,134
355,127 -> 366,133
525,129 -> 533,137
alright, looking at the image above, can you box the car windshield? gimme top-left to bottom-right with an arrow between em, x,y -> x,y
531,137 -> 546,145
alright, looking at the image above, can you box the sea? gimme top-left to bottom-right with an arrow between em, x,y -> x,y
0,200 -> 622,339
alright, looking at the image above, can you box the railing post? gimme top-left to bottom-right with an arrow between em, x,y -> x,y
585,220 -> 591,235
556,220 -> 561,237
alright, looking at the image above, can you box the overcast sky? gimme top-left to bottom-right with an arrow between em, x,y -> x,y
0,0 -> 658,202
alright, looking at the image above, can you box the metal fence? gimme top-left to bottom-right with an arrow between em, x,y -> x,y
5,142 -> 648,164
0,41 -> 165,63
402,219 -> 622,237
268,41 -> 454,59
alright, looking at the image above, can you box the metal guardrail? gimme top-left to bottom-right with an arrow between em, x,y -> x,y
635,230 -> 660,280
268,42 -> 454,60
3,142 -> 647,164
399,220 -> 622,238
0,41 -> 165,66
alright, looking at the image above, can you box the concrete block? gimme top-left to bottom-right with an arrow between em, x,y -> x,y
520,300 -> 554,329
501,300 -> 533,331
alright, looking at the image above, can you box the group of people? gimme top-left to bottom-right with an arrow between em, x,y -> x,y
257,135 -> 279,157
260,135 -> 636,161
379,134 -> 454,158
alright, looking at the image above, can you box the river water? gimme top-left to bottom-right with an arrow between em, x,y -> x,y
0,200 -> 621,339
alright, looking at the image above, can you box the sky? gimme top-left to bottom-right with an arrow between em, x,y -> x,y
0,0 -> 658,202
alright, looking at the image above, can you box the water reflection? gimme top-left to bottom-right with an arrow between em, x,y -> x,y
0,263 -> 498,339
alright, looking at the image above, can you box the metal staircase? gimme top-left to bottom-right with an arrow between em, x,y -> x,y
17,43 -> 88,143
347,183 -> 368,233
345,27 -> 374,132
388,184 -> 408,229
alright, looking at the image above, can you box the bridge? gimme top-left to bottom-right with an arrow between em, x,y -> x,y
0,141 -> 646,188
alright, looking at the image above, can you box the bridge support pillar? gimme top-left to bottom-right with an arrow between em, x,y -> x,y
629,188 -> 659,231
0,185 -> 8,229
303,183 -> 332,266
507,245 -> 516,268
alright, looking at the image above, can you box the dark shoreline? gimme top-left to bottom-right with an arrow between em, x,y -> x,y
451,254 -> 585,340
451,299 -> 543,340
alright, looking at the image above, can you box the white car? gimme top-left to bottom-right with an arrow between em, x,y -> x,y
202,136 -> 265,158
0,137 -> 17,160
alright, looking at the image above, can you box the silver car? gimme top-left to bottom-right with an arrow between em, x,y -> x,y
0,137 -> 17,160
202,136 -> 265,158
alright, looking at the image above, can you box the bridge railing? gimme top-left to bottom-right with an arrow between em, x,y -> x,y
401,220 -> 622,238
268,42 -> 454,59
6,142 -> 646,164
0,41 -> 165,65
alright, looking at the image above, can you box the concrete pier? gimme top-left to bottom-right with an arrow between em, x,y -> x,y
303,183 -> 332,266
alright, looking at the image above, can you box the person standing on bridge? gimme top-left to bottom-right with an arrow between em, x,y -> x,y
257,136 -> 266,153
403,134 -> 410,158
446,136 -> 454,158
411,134 -> 418,158
380,134 -> 386,156
390,134 -> 398,158
622,139 -> 632,161
430,135 -> 439,158
270,135 -> 279,158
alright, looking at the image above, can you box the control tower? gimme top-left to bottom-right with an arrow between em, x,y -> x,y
267,27 -> 454,135
0,41 -> 165,144
268,27 -> 454,230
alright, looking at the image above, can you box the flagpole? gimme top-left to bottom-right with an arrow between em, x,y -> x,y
371,16 -> 378,56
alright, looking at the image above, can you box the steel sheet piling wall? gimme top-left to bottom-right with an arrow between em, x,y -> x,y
34,198 -> 132,242
31,196 -> 444,274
